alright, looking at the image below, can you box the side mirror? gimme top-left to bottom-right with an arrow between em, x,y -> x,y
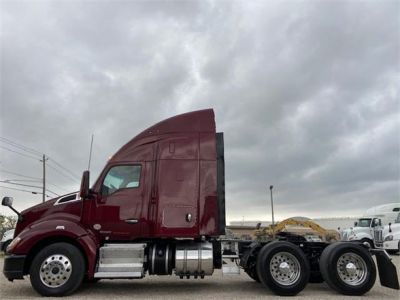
2,196 -> 13,207
79,170 -> 90,199
389,222 -> 392,233
354,222 -> 358,227
2,196 -> 22,220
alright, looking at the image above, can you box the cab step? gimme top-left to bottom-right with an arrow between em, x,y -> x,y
94,243 -> 146,278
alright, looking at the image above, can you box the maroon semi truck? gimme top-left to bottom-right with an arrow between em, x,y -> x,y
2,109 -> 399,297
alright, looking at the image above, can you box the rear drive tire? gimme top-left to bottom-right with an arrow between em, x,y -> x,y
319,242 -> 376,296
30,242 -> 85,296
256,241 -> 310,296
245,268 -> 260,283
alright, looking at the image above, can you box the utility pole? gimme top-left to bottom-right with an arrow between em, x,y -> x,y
270,185 -> 275,239
41,154 -> 48,203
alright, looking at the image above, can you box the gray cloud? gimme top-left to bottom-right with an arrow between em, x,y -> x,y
1,0 -> 399,222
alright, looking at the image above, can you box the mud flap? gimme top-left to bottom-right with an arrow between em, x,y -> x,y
371,249 -> 399,290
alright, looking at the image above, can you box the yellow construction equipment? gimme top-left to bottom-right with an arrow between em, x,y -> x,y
255,217 -> 339,242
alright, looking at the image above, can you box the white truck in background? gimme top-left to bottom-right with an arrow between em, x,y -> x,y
0,229 -> 15,252
341,203 -> 400,248
377,212 -> 400,254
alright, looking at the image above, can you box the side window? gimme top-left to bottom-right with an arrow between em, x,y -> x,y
101,165 -> 141,196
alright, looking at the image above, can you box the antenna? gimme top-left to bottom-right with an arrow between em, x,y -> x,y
87,134 -> 94,171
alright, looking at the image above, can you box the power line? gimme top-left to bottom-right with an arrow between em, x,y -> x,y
0,145 -> 41,161
0,137 -> 80,181
0,169 -> 41,180
0,185 -> 51,197
0,137 -> 78,177
0,169 -> 70,192
46,182 -> 70,193
0,180 -> 60,196
6,179 -> 69,193
0,137 -> 42,156
3,179 -> 41,182
47,164 -> 80,184
47,158 -> 80,180
0,136 -> 80,187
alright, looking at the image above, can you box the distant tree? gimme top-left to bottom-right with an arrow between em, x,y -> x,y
0,214 -> 17,237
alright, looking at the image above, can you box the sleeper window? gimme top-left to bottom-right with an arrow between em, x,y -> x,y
101,165 -> 141,196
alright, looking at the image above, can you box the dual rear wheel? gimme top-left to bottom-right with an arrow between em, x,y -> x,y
254,241 -> 376,296
256,241 -> 310,296
319,242 -> 376,295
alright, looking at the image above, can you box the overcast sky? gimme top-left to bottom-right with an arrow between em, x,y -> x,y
0,0 -> 399,222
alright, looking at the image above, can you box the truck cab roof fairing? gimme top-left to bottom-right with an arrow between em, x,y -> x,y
109,109 -> 216,163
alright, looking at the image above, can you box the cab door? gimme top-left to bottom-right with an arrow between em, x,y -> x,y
92,164 -> 145,240
154,134 -> 199,237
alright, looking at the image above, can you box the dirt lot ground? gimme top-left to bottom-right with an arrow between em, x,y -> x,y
1,255 -> 399,299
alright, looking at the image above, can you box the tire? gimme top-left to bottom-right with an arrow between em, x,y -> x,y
29,242 -> 85,297
256,241 -> 310,296
319,242 -> 376,296
2,240 -> 11,252
83,277 -> 100,284
245,268 -> 260,283
360,238 -> 374,249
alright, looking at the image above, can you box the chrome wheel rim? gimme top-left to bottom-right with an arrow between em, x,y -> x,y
39,254 -> 72,288
336,252 -> 367,286
269,252 -> 301,286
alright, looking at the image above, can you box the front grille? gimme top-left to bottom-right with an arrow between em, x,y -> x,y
374,230 -> 383,247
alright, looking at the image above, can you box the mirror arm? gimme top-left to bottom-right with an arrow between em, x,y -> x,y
9,206 -> 22,221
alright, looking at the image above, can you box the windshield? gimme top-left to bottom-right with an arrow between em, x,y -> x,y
357,219 -> 372,227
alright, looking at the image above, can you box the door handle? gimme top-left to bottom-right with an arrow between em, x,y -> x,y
125,219 -> 139,224
186,213 -> 192,222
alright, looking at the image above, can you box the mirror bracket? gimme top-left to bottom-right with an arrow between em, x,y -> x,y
2,196 -> 22,221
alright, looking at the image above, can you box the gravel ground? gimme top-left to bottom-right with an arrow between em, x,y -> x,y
1,255 -> 399,299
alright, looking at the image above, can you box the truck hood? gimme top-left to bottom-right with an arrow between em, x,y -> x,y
15,192 -> 81,237
383,223 -> 400,235
341,227 -> 369,240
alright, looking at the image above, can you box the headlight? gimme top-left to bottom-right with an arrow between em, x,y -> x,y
348,233 -> 357,240
6,237 -> 21,252
384,235 -> 393,241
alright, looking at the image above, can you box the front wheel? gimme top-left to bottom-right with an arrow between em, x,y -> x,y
256,241 -> 310,296
360,238 -> 374,249
30,242 -> 85,296
319,242 -> 376,295
1,240 -> 11,252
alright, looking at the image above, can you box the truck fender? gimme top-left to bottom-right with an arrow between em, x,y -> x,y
352,232 -> 372,241
76,233 -> 99,278
10,219 -> 99,277
239,242 -> 262,269
370,249 -> 400,290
